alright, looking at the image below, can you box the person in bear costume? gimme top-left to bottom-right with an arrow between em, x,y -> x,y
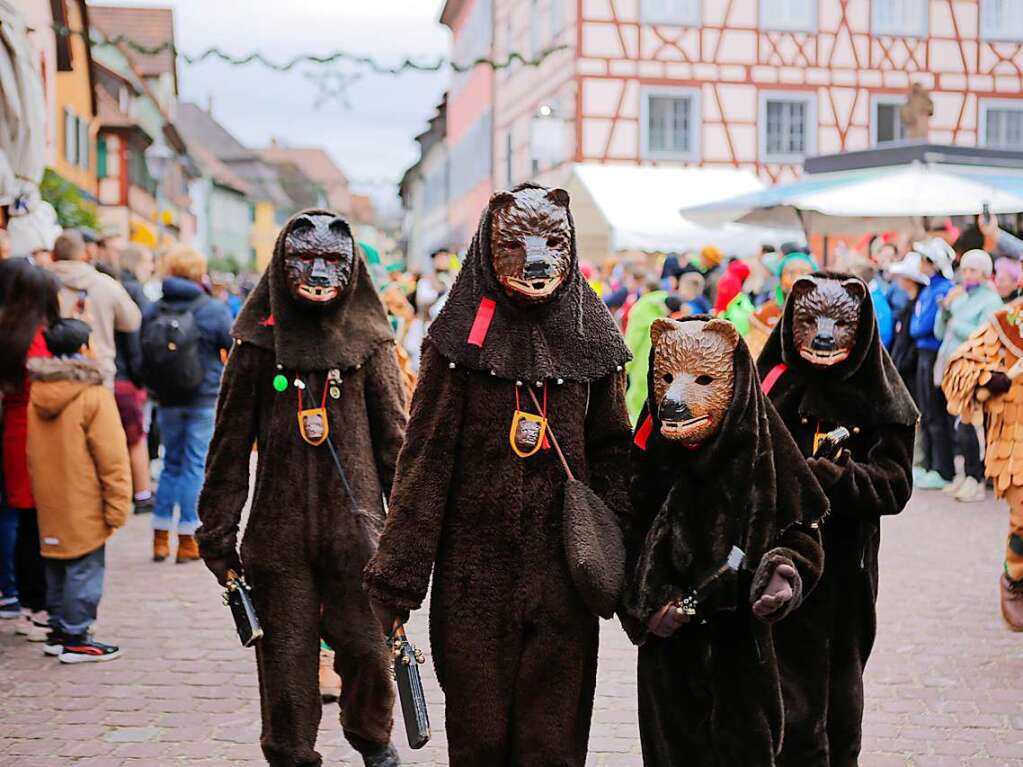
757,273 -> 917,767
196,211 -> 407,767
625,316 -> 826,766
363,184 -> 632,767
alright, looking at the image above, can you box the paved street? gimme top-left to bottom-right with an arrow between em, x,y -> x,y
2,488 -> 1023,766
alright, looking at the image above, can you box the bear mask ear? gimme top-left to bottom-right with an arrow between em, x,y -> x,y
790,275 -> 818,300
703,318 -> 740,349
546,188 -> 570,208
842,277 -> 868,304
650,317 -> 680,349
489,191 -> 516,210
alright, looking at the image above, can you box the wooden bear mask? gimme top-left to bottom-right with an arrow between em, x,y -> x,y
650,318 -> 738,445
282,213 -> 355,310
789,276 -> 865,367
489,186 -> 572,304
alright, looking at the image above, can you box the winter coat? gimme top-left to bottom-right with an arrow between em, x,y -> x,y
114,269 -> 149,386
910,273 -> 952,352
870,280 -> 893,348
625,290 -> 668,423
49,260 -> 142,388
2,327 -> 50,509
890,295 -> 920,396
26,356 -> 131,558
625,316 -> 826,765
142,277 -> 234,408
934,282 -> 1003,386
713,260 -> 751,315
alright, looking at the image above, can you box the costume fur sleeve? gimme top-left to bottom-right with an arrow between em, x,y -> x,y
363,340 -> 466,610
363,343 -> 408,503
584,370 -> 633,528
196,342 -> 262,560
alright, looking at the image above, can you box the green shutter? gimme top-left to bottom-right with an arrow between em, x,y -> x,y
97,138 -> 107,178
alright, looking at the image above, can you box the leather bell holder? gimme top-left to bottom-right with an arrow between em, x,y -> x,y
510,410 -> 548,458
298,407 -> 329,447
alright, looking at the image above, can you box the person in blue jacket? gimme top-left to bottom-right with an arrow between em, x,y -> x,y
851,261 -> 893,348
910,240 -> 956,489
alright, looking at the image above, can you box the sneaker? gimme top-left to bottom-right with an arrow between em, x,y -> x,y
43,629 -> 66,656
0,597 -> 21,619
942,475 -> 967,495
59,636 -> 121,664
955,476 -> 986,503
16,612 -> 50,641
916,470 -> 949,490
912,465 -> 927,483
133,495 -> 155,515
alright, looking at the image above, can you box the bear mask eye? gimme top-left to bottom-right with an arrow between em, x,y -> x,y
695,375 -> 713,385
662,373 -> 674,384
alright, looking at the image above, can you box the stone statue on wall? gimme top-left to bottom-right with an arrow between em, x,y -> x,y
901,83 -> 933,140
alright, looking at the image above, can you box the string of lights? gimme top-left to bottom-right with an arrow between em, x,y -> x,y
52,25 -> 569,74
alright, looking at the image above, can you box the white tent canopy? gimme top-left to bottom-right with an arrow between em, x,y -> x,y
566,163 -> 801,258
681,163 -> 1023,235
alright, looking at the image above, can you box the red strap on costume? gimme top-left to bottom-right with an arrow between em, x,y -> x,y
761,363 -> 788,395
260,314 -> 275,327
634,415 -> 654,450
467,298 -> 496,347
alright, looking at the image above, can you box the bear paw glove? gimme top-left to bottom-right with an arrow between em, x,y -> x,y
751,561 -> 801,623
807,453 -> 847,490
203,552 -> 242,587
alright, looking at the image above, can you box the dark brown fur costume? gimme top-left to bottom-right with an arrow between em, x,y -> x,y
196,211 -> 406,767
757,272 -> 918,767
626,316 -> 826,767
364,184 -> 631,767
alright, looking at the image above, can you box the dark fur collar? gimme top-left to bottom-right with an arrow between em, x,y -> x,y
27,356 -> 104,385
625,316 -> 827,622
427,184 -> 630,383
757,270 -> 918,427
232,209 -> 394,373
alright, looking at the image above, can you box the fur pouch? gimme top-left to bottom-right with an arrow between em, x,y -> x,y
563,478 -> 625,619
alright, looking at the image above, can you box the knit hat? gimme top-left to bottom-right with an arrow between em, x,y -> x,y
44,318 -> 92,357
700,244 -> 723,267
959,249 -> 993,277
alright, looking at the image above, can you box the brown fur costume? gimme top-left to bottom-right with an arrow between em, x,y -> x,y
757,273 -> 917,767
196,211 -> 407,767
364,184 -> 631,767
626,317 -> 826,766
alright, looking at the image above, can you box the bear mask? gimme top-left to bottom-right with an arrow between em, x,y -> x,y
489,186 -> 572,304
650,317 -> 738,445
282,213 -> 355,309
789,276 -> 865,367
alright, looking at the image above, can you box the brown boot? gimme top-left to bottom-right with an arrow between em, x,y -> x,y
319,647 -> 342,703
176,534 -> 200,564
153,530 -> 170,562
1001,574 -> 1023,632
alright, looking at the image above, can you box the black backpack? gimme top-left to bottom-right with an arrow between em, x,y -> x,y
141,296 -> 209,401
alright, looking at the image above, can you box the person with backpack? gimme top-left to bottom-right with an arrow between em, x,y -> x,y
141,246 -> 232,564
47,231 -> 141,390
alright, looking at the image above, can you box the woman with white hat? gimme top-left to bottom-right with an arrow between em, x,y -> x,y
935,249 -> 1004,502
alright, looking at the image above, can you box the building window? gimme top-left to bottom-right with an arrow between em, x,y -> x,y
550,0 -> 563,38
759,92 -> 816,162
506,132 -> 514,186
872,0 -> 928,38
641,87 -> 700,160
78,119 -> 90,170
63,108 -> 77,165
872,95 -> 906,145
759,0 -> 816,32
640,0 -> 700,26
981,100 -> 1023,150
981,0 -> 1023,42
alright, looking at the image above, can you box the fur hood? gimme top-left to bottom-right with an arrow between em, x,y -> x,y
625,315 -> 828,625
232,209 -> 395,373
27,356 -> 104,419
427,183 -> 630,383
757,270 -> 918,428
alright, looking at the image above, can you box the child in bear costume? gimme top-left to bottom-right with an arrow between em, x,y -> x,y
625,316 -> 826,766
757,273 -> 917,767
364,184 -> 632,767
196,211 -> 407,767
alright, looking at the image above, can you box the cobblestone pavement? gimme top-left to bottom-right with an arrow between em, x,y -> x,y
2,488 -> 1023,765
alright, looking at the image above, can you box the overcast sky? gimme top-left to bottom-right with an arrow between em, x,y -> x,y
90,0 -> 451,206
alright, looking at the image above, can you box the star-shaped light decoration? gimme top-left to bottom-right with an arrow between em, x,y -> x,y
303,69 -> 363,110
